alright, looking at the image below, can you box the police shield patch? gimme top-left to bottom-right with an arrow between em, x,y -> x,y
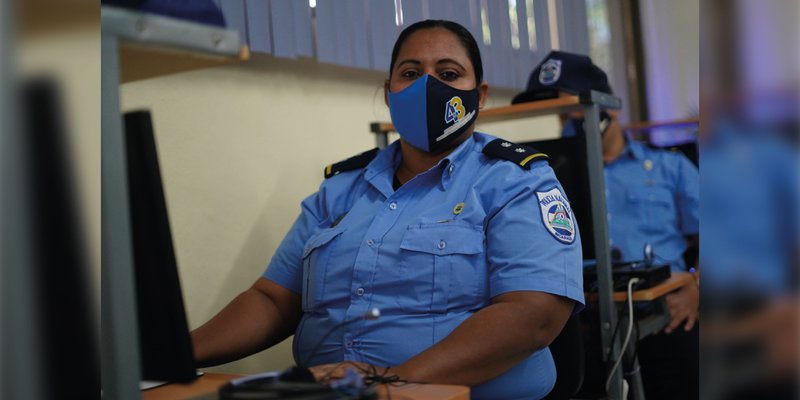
537,187 -> 575,244
538,59 -> 562,85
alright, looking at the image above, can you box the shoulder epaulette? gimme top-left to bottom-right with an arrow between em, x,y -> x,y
482,139 -> 548,169
324,148 -> 380,179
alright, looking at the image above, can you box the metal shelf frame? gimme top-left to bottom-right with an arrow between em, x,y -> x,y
100,6 -> 242,399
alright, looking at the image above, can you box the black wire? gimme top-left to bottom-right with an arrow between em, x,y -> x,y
316,361 -> 410,400
606,305 -> 627,360
623,319 -> 642,378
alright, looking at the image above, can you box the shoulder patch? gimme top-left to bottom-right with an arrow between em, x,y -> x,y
482,139 -> 549,169
324,148 -> 379,179
536,187 -> 576,244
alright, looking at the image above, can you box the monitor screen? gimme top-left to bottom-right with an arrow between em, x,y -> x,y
125,110 -> 197,383
521,135 -> 595,260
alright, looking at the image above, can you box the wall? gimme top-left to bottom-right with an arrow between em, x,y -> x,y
120,54 -> 559,374
639,0 -> 700,120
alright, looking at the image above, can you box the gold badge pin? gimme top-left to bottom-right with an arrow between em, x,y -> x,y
453,202 -> 465,215
644,159 -> 653,171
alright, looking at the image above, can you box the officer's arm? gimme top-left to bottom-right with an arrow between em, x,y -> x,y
192,278 -> 301,368
389,291 -> 573,386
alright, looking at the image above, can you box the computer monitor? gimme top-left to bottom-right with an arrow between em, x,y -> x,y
15,77 -> 99,399
521,135 -> 595,260
125,110 -> 197,383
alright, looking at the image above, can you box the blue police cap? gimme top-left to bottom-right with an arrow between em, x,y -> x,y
511,51 -> 612,104
102,0 -> 226,27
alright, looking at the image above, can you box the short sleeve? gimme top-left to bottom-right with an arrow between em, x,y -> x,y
262,191 -> 324,293
675,154 -> 700,235
485,165 -> 585,310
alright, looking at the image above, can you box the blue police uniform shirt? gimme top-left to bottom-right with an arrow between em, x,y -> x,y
701,125 -> 798,295
263,132 -> 584,400
604,138 -> 699,271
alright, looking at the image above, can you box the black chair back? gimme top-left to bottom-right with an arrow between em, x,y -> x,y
543,314 -> 585,400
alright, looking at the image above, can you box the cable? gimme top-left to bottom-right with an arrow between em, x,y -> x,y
605,277 -> 640,392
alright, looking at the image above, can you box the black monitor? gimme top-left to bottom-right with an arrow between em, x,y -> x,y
124,110 -> 197,383
521,135 -> 595,260
18,77 -> 99,399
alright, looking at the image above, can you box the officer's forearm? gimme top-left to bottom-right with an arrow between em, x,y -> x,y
388,291 -> 574,387
191,278 -> 301,368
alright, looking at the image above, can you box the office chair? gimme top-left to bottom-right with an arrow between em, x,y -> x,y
543,313 -> 585,400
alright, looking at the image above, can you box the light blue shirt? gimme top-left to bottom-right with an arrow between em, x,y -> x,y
264,132 -> 584,400
701,126 -> 798,295
604,139 -> 699,271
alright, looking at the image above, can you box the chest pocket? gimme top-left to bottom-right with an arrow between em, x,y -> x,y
301,227 -> 345,312
397,222 -> 486,313
626,187 -> 676,233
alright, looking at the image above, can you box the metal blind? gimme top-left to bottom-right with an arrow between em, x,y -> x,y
216,0 -> 589,90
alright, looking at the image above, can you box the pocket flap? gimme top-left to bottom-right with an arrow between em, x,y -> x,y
302,228 -> 345,258
400,223 -> 484,255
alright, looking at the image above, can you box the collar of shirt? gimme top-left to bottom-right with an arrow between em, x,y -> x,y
620,135 -> 646,161
362,134 -> 479,196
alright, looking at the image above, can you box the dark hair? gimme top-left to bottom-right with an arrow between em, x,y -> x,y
389,20 -> 484,83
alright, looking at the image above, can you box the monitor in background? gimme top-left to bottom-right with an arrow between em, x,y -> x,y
15,77 -> 100,399
125,110 -> 197,383
521,135 -> 595,260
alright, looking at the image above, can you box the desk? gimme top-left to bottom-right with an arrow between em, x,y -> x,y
585,272 -> 695,339
586,272 -> 695,302
142,373 -> 470,400
613,272 -> 694,302
604,272 -> 695,399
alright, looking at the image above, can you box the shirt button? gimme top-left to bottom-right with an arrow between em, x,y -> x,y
366,239 -> 375,246
389,202 -> 397,210
345,340 -> 353,348
356,287 -> 365,296
437,240 -> 447,250
607,213 -> 612,221
448,164 -> 455,175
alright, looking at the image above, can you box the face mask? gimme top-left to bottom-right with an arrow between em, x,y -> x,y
561,111 -> 612,138
388,74 -> 480,153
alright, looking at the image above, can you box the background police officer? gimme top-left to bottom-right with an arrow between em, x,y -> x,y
513,51 -> 700,400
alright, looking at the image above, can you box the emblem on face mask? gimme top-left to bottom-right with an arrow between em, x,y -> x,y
539,59 -> 562,85
437,96 -> 476,142
445,96 -> 466,124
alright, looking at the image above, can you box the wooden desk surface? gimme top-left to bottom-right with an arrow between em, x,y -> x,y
142,373 -> 469,400
587,272 -> 694,302
143,373 -> 238,400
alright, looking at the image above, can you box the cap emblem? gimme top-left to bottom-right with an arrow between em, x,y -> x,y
539,59 -> 562,85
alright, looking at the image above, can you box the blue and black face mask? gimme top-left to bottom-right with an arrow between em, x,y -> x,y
561,111 -> 612,138
387,74 -> 480,153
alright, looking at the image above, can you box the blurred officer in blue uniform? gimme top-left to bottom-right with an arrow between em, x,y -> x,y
513,51 -> 699,400
192,21 -> 584,400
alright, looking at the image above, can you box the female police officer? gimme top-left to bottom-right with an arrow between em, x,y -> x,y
192,20 -> 584,399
